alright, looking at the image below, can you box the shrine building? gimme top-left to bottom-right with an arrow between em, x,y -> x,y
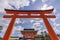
21,29 -> 37,40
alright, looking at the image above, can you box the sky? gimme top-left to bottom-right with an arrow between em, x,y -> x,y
0,0 -> 60,37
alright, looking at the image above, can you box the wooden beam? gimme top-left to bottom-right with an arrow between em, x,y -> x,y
3,15 -> 56,18
5,9 -> 54,14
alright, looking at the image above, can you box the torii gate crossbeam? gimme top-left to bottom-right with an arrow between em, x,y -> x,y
2,9 -> 58,40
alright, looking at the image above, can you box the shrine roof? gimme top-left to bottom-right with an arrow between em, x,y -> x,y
24,29 -> 34,30
5,8 -> 54,12
19,37 -> 24,39
21,29 -> 37,32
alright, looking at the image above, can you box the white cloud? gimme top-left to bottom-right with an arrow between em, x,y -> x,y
54,23 -> 60,27
41,0 -> 55,3
41,4 -> 53,10
30,20 -> 34,23
32,22 -> 43,35
14,26 -> 24,31
33,22 -> 41,27
0,0 -> 13,12
53,9 -> 56,14
15,18 -> 20,24
12,26 -> 24,34
0,0 -> 32,11
11,26 -> 24,36
54,28 -> 60,34
41,0 -> 48,3
32,22 -> 42,30
8,0 -> 30,9
50,18 -> 56,22
35,20 -> 43,23
31,0 -> 36,3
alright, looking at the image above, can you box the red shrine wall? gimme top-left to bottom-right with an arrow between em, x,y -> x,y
21,32 -> 37,38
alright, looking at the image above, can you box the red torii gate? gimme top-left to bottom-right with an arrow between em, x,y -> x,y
2,9 -> 58,40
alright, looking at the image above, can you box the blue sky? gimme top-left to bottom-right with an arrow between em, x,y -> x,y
0,0 -> 60,37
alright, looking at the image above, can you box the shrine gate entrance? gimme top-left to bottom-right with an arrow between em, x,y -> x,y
2,9 -> 58,40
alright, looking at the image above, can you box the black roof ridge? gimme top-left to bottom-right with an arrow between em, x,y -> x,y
5,8 -> 54,12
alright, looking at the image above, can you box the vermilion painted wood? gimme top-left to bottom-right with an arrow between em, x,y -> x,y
43,17 -> 58,40
2,14 -> 16,40
2,9 -> 58,40
3,15 -> 56,18
5,9 -> 54,14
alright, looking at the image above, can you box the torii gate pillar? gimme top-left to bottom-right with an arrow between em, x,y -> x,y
2,9 -> 58,40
